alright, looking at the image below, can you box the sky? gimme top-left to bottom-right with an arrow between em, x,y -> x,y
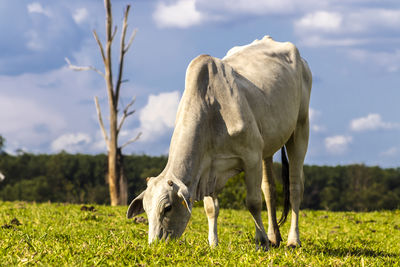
0,0 -> 399,167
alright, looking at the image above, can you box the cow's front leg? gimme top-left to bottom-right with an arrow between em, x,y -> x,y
245,160 -> 269,251
204,196 -> 219,247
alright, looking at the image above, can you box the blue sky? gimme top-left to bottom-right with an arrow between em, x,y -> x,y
0,0 -> 399,167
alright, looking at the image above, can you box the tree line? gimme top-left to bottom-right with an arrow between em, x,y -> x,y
0,152 -> 164,205
0,152 -> 399,211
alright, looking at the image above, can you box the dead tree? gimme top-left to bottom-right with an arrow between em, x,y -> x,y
66,0 -> 140,206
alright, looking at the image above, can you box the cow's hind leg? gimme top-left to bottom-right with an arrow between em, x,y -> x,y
261,157 -> 282,247
203,196 -> 219,247
245,159 -> 269,251
285,120 -> 309,247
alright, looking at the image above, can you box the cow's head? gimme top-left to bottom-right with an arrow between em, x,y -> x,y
127,177 -> 192,244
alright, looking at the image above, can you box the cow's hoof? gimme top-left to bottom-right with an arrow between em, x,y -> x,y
287,239 -> 301,248
255,238 -> 269,251
209,241 -> 218,249
256,243 -> 269,252
269,239 -> 281,248
255,232 -> 269,251
268,233 -> 282,248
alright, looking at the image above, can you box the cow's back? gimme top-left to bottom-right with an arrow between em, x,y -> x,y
222,36 -> 301,90
222,36 -> 308,155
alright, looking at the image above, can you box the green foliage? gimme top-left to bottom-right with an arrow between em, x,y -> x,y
303,165 -> 400,211
217,164 -> 284,210
0,201 -> 399,265
1,152 -> 400,211
218,172 -> 246,209
0,135 -> 4,153
0,152 -> 167,205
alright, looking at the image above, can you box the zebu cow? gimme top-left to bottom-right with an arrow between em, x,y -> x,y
127,36 -> 312,250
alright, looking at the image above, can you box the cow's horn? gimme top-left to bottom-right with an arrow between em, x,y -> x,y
177,187 -> 192,214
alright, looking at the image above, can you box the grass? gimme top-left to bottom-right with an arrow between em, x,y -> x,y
1,201 -> 399,266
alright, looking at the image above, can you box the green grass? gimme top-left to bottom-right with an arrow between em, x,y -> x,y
1,201 -> 399,266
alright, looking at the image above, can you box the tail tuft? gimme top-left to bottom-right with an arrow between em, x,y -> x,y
278,146 -> 290,226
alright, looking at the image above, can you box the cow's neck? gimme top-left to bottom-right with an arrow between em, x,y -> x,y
163,105 -> 211,201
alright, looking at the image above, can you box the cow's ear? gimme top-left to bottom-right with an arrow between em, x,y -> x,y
127,191 -> 145,218
177,185 -> 192,214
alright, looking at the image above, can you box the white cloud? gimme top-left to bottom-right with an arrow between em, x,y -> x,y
295,11 -> 342,33
0,64 -> 103,153
298,35 -> 367,47
138,91 -> 181,141
199,0 -> 294,15
295,8 -> 400,36
73,8 -> 88,24
51,133 -> 92,153
380,147 -> 398,157
92,139 -> 107,152
308,108 -> 319,122
197,0 -> 329,16
0,94 -> 66,148
312,125 -> 326,133
350,113 -> 399,132
20,2 -> 95,60
325,135 -> 352,154
152,0 -> 328,29
348,49 -> 400,73
309,108 -> 326,133
152,0 -> 400,37
27,2 -> 51,16
153,0 -> 205,28
295,8 -> 400,53
347,9 -> 400,33
26,30 -> 45,51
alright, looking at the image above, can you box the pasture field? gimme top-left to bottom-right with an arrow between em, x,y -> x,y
1,201 -> 399,266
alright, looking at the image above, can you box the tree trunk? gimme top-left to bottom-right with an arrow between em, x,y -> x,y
108,125 -> 119,206
108,146 -> 127,206
117,148 -> 128,205
105,84 -> 120,206
68,0 -> 138,206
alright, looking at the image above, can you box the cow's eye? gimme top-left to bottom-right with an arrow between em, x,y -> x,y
164,204 -> 172,213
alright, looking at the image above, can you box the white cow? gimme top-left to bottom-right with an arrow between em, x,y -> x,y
127,36 -> 312,250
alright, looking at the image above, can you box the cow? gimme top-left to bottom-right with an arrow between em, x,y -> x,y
127,36 -> 312,251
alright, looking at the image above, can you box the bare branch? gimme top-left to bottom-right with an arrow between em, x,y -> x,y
120,132 -> 142,149
65,58 -> 104,77
115,4 -> 131,104
104,0 -> 115,106
94,96 -> 109,150
124,96 -> 136,111
125,28 -> 137,53
118,96 -> 137,133
111,25 -> 118,42
92,30 -> 106,64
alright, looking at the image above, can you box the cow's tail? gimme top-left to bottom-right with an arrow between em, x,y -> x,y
278,146 -> 290,226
